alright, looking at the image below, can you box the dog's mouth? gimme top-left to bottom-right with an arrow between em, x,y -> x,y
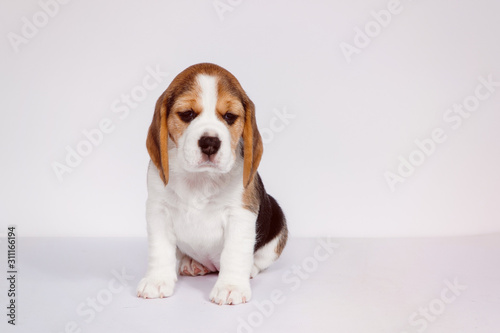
199,153 -> 219,165
195,155 -> 220,170
198,160 -> 218,168
195,154 -> 234,174
183,146 -> 233,173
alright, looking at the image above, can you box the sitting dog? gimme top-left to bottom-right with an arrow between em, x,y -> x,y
136,63 -> 288,305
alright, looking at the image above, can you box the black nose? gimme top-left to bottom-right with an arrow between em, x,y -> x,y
198,136 -> 221,156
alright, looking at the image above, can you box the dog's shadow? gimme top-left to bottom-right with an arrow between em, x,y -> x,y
175,272 -> 219,300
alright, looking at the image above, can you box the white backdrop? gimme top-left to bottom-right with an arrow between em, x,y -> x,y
1,0 -> 499,237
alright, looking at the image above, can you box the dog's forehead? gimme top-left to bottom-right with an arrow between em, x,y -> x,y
196,74 -> 219,113
193,73 -> 244,109
170,76 -> 244,118
167,65 -> 245,112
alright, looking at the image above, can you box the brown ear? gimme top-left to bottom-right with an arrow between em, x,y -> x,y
146,93 -> 169,185
242,98 -> 263,188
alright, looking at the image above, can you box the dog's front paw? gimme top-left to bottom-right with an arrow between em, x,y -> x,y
137,275 -> 176,299
209,279 -> 251,305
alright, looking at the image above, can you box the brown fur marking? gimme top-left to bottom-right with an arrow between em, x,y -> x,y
275,225 -> 288,257
242,176 -> 260,214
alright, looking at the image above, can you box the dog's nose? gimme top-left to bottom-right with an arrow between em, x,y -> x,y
198,136 -> 221,156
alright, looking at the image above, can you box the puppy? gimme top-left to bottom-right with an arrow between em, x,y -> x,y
136,63 -> 288,305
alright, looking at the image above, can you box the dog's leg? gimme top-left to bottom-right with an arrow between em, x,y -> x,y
209,210 -> 255,305
179,254 -> 213,276
251,226 -> 287,278
137,199 -> 177,299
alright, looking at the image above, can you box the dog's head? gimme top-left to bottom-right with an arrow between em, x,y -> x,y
147,63 -> 263,188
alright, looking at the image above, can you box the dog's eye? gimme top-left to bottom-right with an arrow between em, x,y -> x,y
177,110 -> 197,123
223,112 -> 238,125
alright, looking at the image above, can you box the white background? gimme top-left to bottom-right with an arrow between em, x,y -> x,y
1,0 -> 499,237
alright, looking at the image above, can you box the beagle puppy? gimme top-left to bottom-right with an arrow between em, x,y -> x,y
136,63 -> 288,305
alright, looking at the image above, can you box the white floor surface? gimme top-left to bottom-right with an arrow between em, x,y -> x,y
1,235 -> 499,333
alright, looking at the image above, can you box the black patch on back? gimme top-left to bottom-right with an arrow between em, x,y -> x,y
254,173 -> 286,252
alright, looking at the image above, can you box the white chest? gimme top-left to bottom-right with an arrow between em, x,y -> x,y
162,176 -> 241,271
171,202 -> 227,270
147,158 -> 246,271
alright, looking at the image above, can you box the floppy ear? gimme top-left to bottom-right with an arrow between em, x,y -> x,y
146,93 -> 170,185
242,97 -> 263,188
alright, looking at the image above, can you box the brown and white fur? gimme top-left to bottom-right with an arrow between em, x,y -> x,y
136,63 -> 288,305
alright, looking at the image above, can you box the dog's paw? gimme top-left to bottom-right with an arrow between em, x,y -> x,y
179,256 -> 212,276
136,276 -> 175,299
209,280 -> 251,305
